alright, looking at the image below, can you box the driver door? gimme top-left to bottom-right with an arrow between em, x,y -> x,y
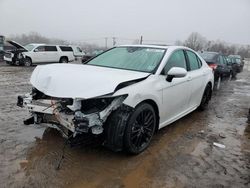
33,45 -> 46,63
159,50 -> 191,127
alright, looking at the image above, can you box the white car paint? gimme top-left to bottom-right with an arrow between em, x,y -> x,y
4,41 -> 75,64
30,63 -> 150,99
28,45 -> 214,132
23,44 -> 75,63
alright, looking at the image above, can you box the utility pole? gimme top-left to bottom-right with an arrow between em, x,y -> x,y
105,37 -> 108,49
112,37 -> 116,46
140,35 -> 143,44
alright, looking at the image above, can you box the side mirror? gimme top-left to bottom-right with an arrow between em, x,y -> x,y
166,67 -> 187,82
34,49 -> 38,52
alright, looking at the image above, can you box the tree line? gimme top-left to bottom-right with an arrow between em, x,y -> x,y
179,32 -> 250,58
6,32 -> 250,57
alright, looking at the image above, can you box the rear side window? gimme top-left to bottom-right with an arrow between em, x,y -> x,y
186,51 -> 200,71
60,46 -> 73,51
45,46 -> 57,51
162,50 -> 187,75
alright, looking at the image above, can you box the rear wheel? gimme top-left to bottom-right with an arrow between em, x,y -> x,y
199,84 -> 212,111
124,103 -> 156,154
59,57 -> 68,63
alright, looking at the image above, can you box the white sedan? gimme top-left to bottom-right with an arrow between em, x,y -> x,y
17,45 -> 214,154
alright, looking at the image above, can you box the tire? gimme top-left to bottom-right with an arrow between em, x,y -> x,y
24,58 -> 32,66
198,84 -> 212,111
124,103 -> 156,154
60,57 -> 68,63
104,105 -> 133,152
215,76 -> 221,90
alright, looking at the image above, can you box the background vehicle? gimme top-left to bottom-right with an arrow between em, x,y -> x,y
4,41 -> 75,66
199,51 -> 231,89
0,35 -> 4,61
70,45 -> 85,58
229,55 -> 244,72
226,56 -> 239,77
18,45 -> 214,154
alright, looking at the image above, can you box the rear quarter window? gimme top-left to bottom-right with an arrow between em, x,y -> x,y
186,50 -> 201,71
59,46 -> 73,51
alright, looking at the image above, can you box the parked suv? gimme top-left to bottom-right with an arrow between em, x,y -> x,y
199,51 -> 231,90
4,41 -> 75,66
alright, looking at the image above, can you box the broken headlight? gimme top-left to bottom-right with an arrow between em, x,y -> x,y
80,97 -> 115,114
80,94 -> 128,114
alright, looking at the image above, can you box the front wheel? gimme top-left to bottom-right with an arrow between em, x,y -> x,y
124,103 -> 156,154
24,58 -> 32,66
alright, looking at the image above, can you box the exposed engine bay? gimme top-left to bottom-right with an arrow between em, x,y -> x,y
18,88 -> 128,137
5,48 -> 27,65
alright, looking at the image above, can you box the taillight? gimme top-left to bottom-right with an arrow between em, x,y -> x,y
208,64 -> 217,70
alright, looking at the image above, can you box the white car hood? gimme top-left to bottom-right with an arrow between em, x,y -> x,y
30,64 -> 150,99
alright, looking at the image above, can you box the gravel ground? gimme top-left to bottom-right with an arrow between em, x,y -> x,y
0,61 -> 249,188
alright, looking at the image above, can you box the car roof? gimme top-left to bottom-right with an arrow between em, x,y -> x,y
118,44 -> 192,51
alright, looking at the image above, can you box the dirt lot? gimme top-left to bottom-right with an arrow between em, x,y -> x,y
0,62 -> 249,188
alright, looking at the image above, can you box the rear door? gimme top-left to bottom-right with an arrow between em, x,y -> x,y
44,45 -> 58,62
185,50 -> 206,109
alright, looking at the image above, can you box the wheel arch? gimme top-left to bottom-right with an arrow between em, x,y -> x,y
60,56 -> 68,62
135,99 -> 160,132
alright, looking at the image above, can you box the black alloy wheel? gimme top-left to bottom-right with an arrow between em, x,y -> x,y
124,103 -> 156,154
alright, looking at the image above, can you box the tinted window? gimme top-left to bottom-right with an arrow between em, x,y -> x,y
162,50 -> 186,75
60,46 -> 73,51
35,46 -> 45,52
186,51 -> 200,71
197,56 -> 202,67
45,46 -> 57,51
218,55 -> 224,65
199,52 -> 217,62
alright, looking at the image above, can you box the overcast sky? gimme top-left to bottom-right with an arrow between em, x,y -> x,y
0,0 -> 249,46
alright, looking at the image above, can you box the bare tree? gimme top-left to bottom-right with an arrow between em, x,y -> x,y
184,32 -> 207,51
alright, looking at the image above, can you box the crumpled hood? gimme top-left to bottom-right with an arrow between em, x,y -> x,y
30,64 -> 149,99
7,40 -> 28,51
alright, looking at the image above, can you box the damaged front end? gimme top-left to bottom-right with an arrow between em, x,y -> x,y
17,88 -> 127,137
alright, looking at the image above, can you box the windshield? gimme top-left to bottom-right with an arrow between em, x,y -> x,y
24,44 -> 35,51
199,52 -> 217,62
86,47 -> 166,73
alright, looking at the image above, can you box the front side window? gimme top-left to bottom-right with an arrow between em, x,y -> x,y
35,46 -> 45,52
162,50 -> 186,75
25,44 -> 35,51
87,47 -> 166,73
186,50 -> 200,71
